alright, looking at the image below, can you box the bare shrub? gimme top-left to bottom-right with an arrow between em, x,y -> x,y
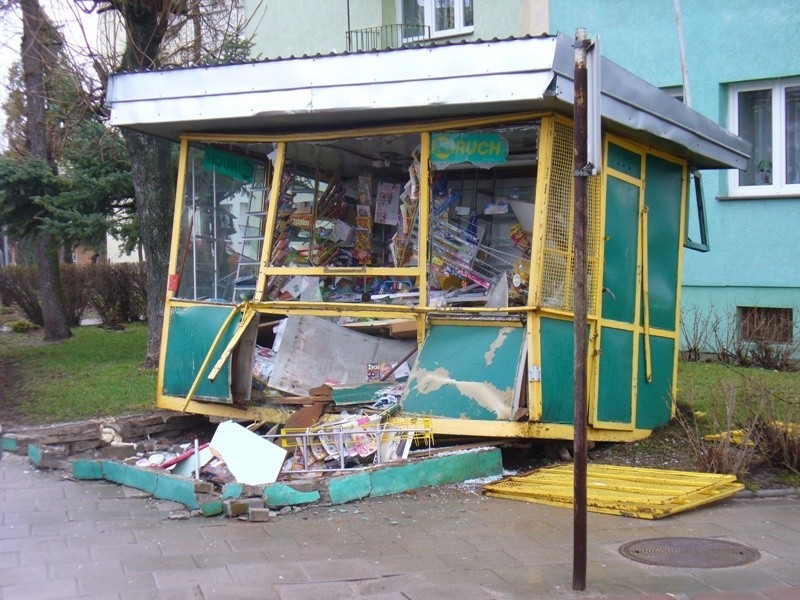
709,306 -> 798,372
680,305 -> 713,362
710,310 -> 748,366
60,264 -> 90,326
674,382 -> 765,479
753,398 -> 800,473
86,263 -> 146,328
0,266 -> 43,325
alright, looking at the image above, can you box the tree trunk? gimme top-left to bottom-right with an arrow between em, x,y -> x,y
35,230 -> 71,340
123,131 -> 175,368
20,0 -> 71,342
117,2 -> 173,368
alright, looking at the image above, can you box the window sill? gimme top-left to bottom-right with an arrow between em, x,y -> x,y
718,194 -> 800,201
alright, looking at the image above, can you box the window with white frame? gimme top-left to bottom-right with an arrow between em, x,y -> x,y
400,0 -> 474,39
729,80 -> 800,196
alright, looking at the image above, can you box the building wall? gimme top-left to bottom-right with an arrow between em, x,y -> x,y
550,0 -> 800,341
244,0 -> 549,57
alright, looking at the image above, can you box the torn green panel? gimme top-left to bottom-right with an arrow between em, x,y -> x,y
402,325 -> 525,421
332,382 -> 396,406
163,305 -> 242,402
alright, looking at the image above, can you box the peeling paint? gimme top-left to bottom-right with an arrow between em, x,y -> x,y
484,327 -> 513,366
411,367 -> 513,420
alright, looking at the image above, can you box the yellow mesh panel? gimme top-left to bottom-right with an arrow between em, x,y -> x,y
540,122 -> 601,314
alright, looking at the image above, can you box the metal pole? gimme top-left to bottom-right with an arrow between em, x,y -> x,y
572,27 -> 590,593
672,0 -> 692,107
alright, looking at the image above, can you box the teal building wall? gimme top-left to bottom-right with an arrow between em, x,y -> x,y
551,1 -> 800,346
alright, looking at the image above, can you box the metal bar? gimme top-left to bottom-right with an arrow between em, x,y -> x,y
641,206 -> 652,383
572,27 -> 590,593
208,303 -> 257,381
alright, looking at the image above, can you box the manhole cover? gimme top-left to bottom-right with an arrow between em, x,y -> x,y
619,537 -> 760,568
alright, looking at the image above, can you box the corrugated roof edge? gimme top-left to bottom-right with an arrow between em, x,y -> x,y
113,33 -> 555,75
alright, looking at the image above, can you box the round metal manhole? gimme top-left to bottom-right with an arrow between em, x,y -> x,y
619,537 -> 761,568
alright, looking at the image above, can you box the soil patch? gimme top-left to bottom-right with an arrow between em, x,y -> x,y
0,353 -> 27,429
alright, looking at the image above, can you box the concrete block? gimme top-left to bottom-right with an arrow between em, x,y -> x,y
223,499 -> 251,518
241,484 -> 267,497
72,459 -> 104,480
193,480 -> 215,494
263,483 -> 320,508
28,445 -> 70,470
369,447 -> 502,498
329,471 -> 371,505
98,443 -> 140,460
248,507 -> 273,522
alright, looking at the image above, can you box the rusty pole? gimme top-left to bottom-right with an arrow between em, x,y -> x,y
572,27 -> 590,592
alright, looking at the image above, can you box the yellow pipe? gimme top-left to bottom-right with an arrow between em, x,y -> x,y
208,303 -> 257,382
255,142 -> 286,301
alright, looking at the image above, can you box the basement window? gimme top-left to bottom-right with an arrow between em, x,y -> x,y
738,306 -> 793,344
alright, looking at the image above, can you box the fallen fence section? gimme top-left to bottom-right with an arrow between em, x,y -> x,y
483,463 -> 744,519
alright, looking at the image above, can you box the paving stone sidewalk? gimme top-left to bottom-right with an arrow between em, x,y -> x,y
1,452 -> 799,600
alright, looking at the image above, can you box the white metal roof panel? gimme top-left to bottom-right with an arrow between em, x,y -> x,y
106,34 -> 750,170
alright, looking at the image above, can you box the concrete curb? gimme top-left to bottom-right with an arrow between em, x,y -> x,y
67,447 -> 504,518
733,486 -> 800,499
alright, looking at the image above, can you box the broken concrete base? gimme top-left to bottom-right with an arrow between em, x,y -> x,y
3,411 -> 208,457
28,444 -> 70,470
69,446 -> 503,517
72,459 -> 214,511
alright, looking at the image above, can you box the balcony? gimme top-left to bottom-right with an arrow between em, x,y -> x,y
346,24 -> 431,52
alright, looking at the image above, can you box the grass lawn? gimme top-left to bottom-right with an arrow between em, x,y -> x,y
0,323 -> 157,423
677,360 -> 800,424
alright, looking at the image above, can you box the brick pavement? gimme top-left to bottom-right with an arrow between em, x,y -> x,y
1,452 -> 799,599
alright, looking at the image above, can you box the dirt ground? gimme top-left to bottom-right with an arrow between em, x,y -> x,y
0,353 -> 26,429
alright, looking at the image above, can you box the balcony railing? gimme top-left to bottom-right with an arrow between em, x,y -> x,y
346,24 -> 431,52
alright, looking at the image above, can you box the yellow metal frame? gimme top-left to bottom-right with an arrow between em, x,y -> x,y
590,135 -> 687,431
156,112 -> 688,442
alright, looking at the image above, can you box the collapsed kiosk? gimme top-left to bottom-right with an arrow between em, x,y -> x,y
107,34 -> 749,443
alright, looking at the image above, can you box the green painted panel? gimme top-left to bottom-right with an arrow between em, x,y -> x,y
403,325 -> 525,421
607,143 -> 642,179
644,155 -> 683,331
596,327 -> 634,425
602,176 -> 640,324
368,448 -> 503,497
636,336 -> 675,430
540,317 -> 575,424
163,305 -> 241,402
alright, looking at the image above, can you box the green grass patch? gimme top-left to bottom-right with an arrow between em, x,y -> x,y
677,361 -> 800,422
0,323 -> 156,422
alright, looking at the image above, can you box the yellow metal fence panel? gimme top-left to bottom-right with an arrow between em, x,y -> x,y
483,464 -> 744,519
540,121 -> 601,315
